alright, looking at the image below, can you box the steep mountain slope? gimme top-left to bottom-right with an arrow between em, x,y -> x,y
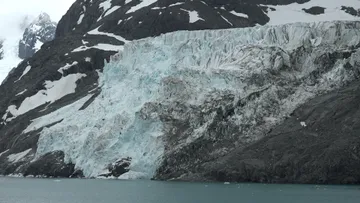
18,13 -> 57,59
0,0 -> 360,182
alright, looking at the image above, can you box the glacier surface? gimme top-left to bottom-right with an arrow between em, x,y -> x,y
24,21 -> 360,178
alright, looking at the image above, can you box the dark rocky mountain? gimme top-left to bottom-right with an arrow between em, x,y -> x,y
0,0 -> 360,183
18,13 -> 57,59
341,6 -> 360,17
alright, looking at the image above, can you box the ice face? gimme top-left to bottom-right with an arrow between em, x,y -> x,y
28,21 -> 360,178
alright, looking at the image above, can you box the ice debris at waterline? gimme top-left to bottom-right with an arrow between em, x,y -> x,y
20,21 -> 360,179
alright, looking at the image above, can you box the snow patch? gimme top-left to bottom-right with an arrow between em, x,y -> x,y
4,73 -> 86,121
230,11 -> 248,18
16,89 -> 27,96
103,6 -> 121,18
77,14 -> 85,24
23,94 -> 93,134
58,61 -> 78,74
0,149 -> 9,157
7,149 -> 32,163
126,0 -> 158,14
88,26 -> 129,43
169,2 -> 185,7
71,44 -> 123,52
300,121 -> 307,127
264,0 -> 360,25
180,9 -> 204,23
220,14 -> 233,26
34,40 -> 43,50
99,1 -> 112,14
15,65 -> 31,82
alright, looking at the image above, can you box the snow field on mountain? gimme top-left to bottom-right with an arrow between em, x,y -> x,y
265,0 -> 360,25
2,72 -> 86,123
18,21 -> 360,179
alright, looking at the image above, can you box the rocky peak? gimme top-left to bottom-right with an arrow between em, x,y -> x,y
18,12 -> 57,59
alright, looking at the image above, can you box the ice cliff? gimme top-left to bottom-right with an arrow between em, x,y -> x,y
18,21 -> 360,179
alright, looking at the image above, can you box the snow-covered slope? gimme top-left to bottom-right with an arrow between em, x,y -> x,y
265,0 -> 360,25
11,21 -> 359,178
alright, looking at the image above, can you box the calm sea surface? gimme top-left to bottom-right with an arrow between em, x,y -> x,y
0,177 -> 359,203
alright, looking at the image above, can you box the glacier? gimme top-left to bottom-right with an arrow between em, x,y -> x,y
23,21 -> 360,179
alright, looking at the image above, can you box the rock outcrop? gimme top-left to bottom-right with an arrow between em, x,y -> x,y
18,13 -> 57,59
341,6 -> 360,17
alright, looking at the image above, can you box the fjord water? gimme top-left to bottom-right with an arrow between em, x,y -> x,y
0,177 -> 359,203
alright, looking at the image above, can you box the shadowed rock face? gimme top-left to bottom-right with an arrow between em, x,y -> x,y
23,151 -> 80,178
341,6 -> 360,17
202,81 -> 360,184
0,0 -> 360,184
18,13 -> 57,59
302,6 -> 325,15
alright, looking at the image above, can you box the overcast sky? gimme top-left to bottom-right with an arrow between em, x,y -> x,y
0,0 -> 76,22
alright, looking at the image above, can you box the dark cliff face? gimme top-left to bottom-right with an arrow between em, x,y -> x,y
18,13 -> 57,59
55,0 -> 313,40
341,6 -> 360,17
0,0 -> 360,183
155,81 -> 360,184
200,81 -> 360,184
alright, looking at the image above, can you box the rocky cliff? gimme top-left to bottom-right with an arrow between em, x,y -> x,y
0,0 -> 360,183
18,13 -> 57,59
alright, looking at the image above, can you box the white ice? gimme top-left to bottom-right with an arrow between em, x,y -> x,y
25,21 -> 360,179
